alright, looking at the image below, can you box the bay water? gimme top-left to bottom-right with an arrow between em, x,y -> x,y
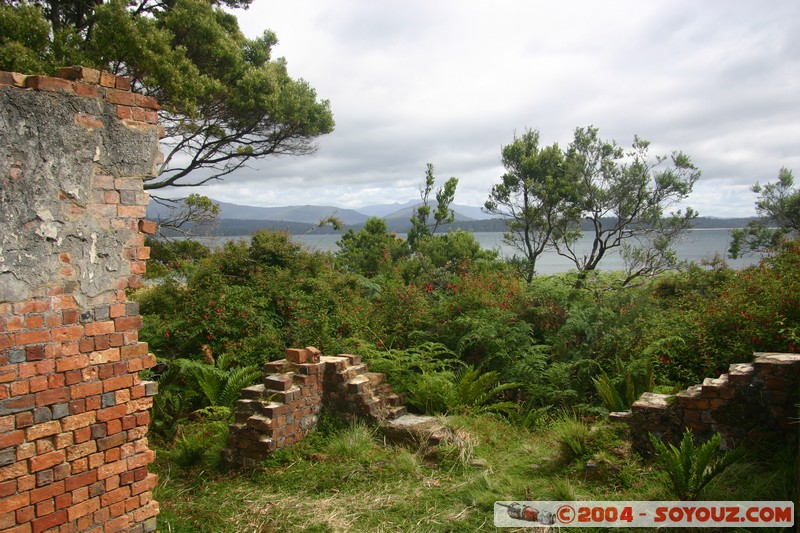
200,228 -> 760,275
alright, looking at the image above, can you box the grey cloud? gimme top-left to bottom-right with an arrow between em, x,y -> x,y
192,0 -> 800,216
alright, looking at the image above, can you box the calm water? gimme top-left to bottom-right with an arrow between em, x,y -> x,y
199,229 -> 761,275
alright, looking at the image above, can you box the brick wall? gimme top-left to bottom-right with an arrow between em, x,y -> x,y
624,353 -> 800,456
1,67 -> 159,533
224,347 -> 406,467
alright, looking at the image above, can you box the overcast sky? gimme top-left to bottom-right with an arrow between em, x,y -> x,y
189,0 -> 800,217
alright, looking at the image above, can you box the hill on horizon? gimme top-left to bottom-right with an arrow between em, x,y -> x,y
146,198 -> 496,226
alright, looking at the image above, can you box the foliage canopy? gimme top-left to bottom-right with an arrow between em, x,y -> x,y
0,0 -> 335,190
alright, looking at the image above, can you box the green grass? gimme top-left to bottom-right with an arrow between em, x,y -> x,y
151,413 -> 797,532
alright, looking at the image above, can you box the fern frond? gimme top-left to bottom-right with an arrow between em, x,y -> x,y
220,365 -> 261,408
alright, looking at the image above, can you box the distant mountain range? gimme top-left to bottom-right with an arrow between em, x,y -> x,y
146,198 -> 498,233
146,198 -> 757,236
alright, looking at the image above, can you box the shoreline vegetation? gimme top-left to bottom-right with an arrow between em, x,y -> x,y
157,215 -> 759,237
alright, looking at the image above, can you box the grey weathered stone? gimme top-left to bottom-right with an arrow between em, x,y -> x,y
0,87 -> 159,304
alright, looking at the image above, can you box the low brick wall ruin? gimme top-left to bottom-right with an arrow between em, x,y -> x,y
624,353 -> 800,455
1,68 -> 159,532
223,347 -> 406,467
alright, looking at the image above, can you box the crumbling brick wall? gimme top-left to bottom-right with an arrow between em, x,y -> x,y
224,347 -> 406,467
625,353 -> 800,456
1,67 -> 160,533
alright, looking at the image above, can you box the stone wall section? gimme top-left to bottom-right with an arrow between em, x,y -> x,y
625,353 -> 800,455
1,68 -> 159,533
224,347 -> 406,467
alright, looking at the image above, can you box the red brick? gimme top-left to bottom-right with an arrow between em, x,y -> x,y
66,495 -> 99,522
96,405 -> 126,423
54,491 -> 71,510
102,375 -> 132,393
71,381 -> 103,398
130,106 -> 146,122
57,66 -> 100,84
15,330 -> 51,346
0,429 -> 24,448
65,441 -> 97,462
135,412 -> 150,427
54,432 -> 73,450
10,380 -> 30,396
78,337 -> 94,353
35,498 -> 54,517
25,315 -> 44,329
26,421 -> 61,441
132,499 -> 158,522
106,419 -> 122,435
29,450 -> 65,473
64,370 -> 82,386
60,411 -> 96,431
60,341 -> 79,356
46,373 -> 64,389
62,309 -> 79,325
15,411 -> 34,428
100,486 -> 129,507
137,220 -> 157,235
26,75 -> 74,93
0,71 -> 27,87
0,491 -> 29,514
64,470 -> 96,492
114,76 -> 131,90
114,315 -> 142,333
0,479 -> 15,497
35,387 -> 69,407
30,481 -> 65,504
105,473 -> 120,491
50,325 -> 84,343
51,295 -> 77,310
108,333 -> 124,348
104,88 -> 135,106
126,450 -> 154,470
96,459 -> 126,480
74,427 -> 91,444
134,94 -> 160,110
73,82 -> 99,98
45,313 -> 62,328
104,447 -> 120,463
85,396 -> 100,411
2,393 -> 34,412
104,513 -> 131,531
56,354 -> 89,373
4,315 -> 24,331
89,348 -> 119,365
84,322 -> 114,337
99,71 -> 116,87
69,399 -> 85,415
25,345 -> 45,361
0,333 -> 12,349
31,508 -> 67,533
120,343 -> 148,359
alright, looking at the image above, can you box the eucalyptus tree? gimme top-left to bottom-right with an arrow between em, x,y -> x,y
484,130 -> 574,282
555,126 -> 700,287
407,163 -> 459,252
728,167 -> 799,258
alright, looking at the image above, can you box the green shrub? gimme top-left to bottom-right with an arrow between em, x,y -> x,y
649,429 -> 744,501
